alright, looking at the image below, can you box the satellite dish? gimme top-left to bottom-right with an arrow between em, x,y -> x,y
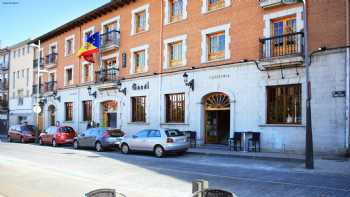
33,105 -> 42,114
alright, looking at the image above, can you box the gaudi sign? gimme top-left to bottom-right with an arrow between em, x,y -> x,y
132,82 -> 150,91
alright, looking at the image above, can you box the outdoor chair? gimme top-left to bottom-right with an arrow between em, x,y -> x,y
228,132 -> 242,151
248,132 -> 261,152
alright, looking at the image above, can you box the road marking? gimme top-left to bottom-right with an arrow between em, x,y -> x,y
146,166 -> 350,193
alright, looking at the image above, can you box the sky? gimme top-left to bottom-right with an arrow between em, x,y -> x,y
0,0 -> 110,48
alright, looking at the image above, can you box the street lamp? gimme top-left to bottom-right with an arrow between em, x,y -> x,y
282,0 -> 314,169
183,72 -> 194,91
87,85 -> 97,98
116,80 -> 127,95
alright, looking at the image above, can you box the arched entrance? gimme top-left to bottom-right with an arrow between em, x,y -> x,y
101,100 -> 117,128
204,92 -> 230,145
48,105 -> 56,126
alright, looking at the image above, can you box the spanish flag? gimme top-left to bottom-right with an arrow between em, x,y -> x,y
77,32 -> 100,63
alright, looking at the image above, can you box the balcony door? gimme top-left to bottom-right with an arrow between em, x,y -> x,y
271,16 -> 296,57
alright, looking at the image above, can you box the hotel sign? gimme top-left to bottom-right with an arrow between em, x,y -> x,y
209,74 -> 231,80
132,82 -> 150,91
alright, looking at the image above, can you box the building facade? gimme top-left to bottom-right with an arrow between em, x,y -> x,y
0,48 -> 10,133
8,40 -> 35,126
30,0 -> 350,154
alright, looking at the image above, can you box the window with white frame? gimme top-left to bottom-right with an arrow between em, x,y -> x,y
163,35 -> 187,69
201,24 -> 230,63
202,0 -> 231,13
64,65 -> 74,86
81,62 -> 93,83
130,45 -> 149,74
131,4 -> 150,35
164,0 -> 187,24
83,26 -> 95,42
65,35 -> 75,56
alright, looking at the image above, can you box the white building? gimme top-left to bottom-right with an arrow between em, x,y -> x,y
8,39 -> 35,125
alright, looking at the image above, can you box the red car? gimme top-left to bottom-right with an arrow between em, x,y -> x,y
39,126 -> 76,147
8,124 -> 36,143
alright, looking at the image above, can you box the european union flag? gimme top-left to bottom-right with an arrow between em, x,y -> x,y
87,32 -> 100,49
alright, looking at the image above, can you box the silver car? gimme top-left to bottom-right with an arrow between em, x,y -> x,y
120,129 -> 190,157
73,128 -> 124,152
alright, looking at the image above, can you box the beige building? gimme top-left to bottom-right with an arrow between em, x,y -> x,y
8,39 -> 35,125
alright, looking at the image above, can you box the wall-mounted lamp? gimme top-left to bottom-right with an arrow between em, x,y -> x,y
183,72 -> 194,91
52,90 -> 61,102
87,85 -> 97,98
116,80 -> 127,95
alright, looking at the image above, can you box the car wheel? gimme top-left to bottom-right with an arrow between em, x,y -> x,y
7,135 -> 11,142
52,139 -> 57,147
121,143 -> 129,154
20,137 -> 25,143
73,140 -> 79,149
154,146 -> 164,158
95,142 -> 103,152
39,138 -> 43,146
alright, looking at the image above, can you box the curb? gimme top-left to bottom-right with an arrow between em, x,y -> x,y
187,149 -> 305,163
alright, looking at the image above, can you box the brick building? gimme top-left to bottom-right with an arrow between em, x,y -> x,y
29,0 -> 350,154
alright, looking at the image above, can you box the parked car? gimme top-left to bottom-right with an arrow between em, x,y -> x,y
39,126 -> 76,147
120,129 -> 190,157
7,124 -> 36,143
73,128 -> 125,152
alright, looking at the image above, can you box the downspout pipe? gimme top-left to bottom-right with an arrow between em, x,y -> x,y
346,0 -> 350,152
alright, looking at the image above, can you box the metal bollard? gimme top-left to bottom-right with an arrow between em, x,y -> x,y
192,179 -> 208,197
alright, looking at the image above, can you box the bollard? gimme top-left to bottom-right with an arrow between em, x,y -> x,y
192,179 -> 208,197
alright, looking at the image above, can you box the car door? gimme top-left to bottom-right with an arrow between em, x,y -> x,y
129,130 -> 149,151
43,127 -> 52,143
145,130 -> 162,151
48,127 -> 56,143
8,126 -> 15,140
15,125 -> 22,141
78,130 -> 89,147
86,128 -> 98,148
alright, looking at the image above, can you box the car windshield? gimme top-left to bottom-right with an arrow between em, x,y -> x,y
21,125 -> 35,132
60,127 -> 74,133
165,129 -> 184,137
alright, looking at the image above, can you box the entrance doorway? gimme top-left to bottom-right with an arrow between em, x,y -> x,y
204,93 -> 230,145
48,105 -> 56,126
101,100 -> 117,128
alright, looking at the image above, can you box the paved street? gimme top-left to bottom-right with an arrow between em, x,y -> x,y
0,141 -> 350,197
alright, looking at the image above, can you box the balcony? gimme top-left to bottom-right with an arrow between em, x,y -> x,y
33,58 -> 45,69
260,32 -> 304,59
44,81 -> 57,92
0,62 -> 9,70
95,67 -> 119,84
259,0 -> 283,8
46,53 -> 58,68
32,84 -> 44,95
100,30 -> 120,51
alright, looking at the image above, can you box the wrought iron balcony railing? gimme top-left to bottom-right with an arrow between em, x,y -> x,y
46,53 -> 58,65
32,84 -> 44,95
0,62 -> 9,70
95,67 -> 119,83
260,32 -> 304,59
0,99 -> 8,109
100,30 -> 120,50
33,58 -> 45,69
44,81 -> 57,92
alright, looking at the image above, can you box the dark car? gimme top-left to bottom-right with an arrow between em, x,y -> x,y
8,124 -> 36,143
73,128 -> 124,152
39,126 -> 77,147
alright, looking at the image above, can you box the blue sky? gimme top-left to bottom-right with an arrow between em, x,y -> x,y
0,0 -> 110,47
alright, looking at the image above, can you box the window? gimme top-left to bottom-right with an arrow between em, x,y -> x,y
134,50 -> 145,73
132,4 -> 149,35
169,41 -> 183,67
135,11 -> 146,33
271,16 -> 297,57
65,66 -> 73,86
170,0 -> 183,22
207,31 -> 225,61
202,0 -> 230,13
136,130 -> 149,138
165,93 -> 185,123
21,69 -> 24,78
149,130 -> 161,137
17,71 -> 20,79
65,35 -> 75,56
17,49 -> 20,57
201,24 -> 230,63
13,51 -> 16,58
82,63 -> 91,83
17,90 -> 23,105
83,100 -> 92,121
12,72 -> 15,88
266,84 -> 301,124
65,102 -> 73,121
131,96 -> 146,122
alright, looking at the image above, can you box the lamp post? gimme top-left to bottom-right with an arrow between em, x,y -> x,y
282,0 -> 313,169
183,72 -> 194,91
30,41 -> 41,143
116,80 -> 127,95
